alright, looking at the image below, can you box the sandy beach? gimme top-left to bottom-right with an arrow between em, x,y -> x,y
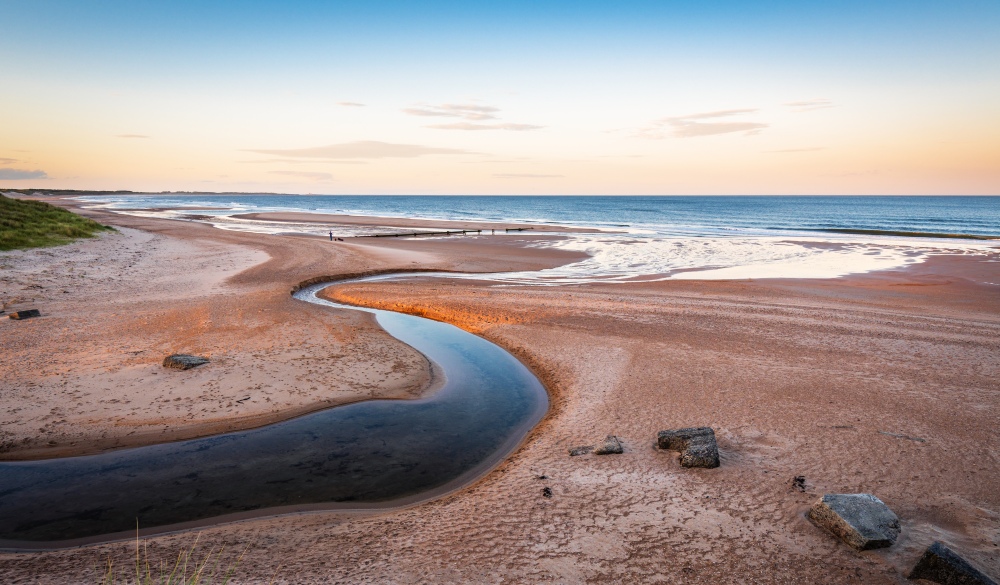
1,195 -> 998,583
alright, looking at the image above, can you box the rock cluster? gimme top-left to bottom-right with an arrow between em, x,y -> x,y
162,354 -> 210,370
807,493 -> 900,550
909,541 -> 997,585
656,427 -> 720,468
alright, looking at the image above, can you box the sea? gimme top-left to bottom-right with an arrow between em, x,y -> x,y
75,195 -> 1000,284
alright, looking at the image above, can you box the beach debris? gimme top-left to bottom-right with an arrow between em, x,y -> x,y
792,476 -> 807,492
542,487 -> 553,498
8,309 -> 41,320
536,474 -> 548,480
568,445 -> 594,456
656,427 -> 720,468
878,430 -> 927,443
593,435 -> 624,455
909,541 -> 998,585
162,354 -> 210,370
807,493 -> 900,550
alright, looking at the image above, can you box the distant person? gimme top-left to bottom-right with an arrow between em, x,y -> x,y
329,231 -> 333,241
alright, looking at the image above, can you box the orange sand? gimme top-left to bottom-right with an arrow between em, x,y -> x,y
1,195 -> 997,583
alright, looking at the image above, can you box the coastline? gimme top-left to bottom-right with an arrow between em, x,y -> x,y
1,194 -> 998,582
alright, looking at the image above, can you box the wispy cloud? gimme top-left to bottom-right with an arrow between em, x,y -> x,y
268,170 -> 334,181
0,169 -> 48,180
116,134 -> 149,139
337,101 -> 365,107
403,103 -> 500,121
239,158 -> 368,165
770,147 -> 827,153
405,101 -> 543,131
493,173 -> 564,179
639,109 -> 767,139
785,99 -> 834,113
247,140 -> 478,160
0,158 -> 18,165
427,122 -> 543,131
683,109 -> 758,120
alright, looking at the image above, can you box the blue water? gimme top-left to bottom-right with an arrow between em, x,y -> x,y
81,195 -> 1000,238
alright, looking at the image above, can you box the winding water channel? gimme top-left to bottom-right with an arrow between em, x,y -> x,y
0,277 -> 548,548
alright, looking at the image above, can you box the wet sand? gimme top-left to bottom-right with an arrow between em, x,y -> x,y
1,195 -> 998,583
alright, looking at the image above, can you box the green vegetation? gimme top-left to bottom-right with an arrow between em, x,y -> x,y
0,194 -> 115,251
99,531 -> 251,585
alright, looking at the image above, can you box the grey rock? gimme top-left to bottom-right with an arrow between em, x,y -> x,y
9,309 -> 41,320
909,541 -> 997,585
656,427 -> 720,468
593,435 -> 623,455
568,445 -> 594,456
163,354 -> 210,370
807,493 -> 900,550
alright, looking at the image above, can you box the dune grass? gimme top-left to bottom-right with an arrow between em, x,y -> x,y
99,530 -> 252,585
0,194 -> 115,251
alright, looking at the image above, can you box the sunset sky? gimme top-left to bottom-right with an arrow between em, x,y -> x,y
2,1 -> 998,195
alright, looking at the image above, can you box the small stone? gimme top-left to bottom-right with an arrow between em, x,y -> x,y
807,493 -> 900,550
542,487 -> 553,498
656,427 -> 720,468
568,445 -> 594,456
9,309 -> 41,320
593,435 -> 623,455
162,354 -> 210,370
909,541 -> 997,585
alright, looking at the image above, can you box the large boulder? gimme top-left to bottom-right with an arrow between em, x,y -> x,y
807,493 -> 900,550
909,541 -> 997,585
162,354 -> 210,370
657,427 -> 720,468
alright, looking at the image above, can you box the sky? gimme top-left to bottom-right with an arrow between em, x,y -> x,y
1,0 -> 998,195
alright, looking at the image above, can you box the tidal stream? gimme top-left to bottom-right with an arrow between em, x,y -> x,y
0,277 -> 548,548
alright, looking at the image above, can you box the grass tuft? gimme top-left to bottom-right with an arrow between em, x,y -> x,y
0,194 -> 115,251
97,524 -> 250,585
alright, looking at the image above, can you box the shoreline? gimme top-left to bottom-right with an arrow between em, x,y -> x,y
230,211 -> 601,233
